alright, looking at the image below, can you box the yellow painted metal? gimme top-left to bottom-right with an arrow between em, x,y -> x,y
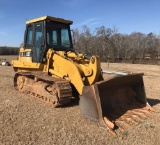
12,15 -> 102,95
49,69 -> 65,79
43,49 -> 53,72
78,64 -> 93,76
51,51 -> 85,94
12,60 -> 43,69
12,47 -> 101,95
26,16 -> 73,24
52,50 -> 101,94
12,47 -> 44,70
87,56 -> 101,84
18,48 -> 32,62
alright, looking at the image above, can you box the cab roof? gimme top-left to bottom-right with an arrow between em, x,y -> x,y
26,16 -> 73,25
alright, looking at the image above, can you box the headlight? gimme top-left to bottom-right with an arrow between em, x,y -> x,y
25,51 -> 31,57
20,51 -> 31,57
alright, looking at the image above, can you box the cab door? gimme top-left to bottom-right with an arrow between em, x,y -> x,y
32,22 -> 44,62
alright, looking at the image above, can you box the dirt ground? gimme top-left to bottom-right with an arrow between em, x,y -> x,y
0,57 -> 160,145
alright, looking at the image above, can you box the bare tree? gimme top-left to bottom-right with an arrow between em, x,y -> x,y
73,25 -> 160,64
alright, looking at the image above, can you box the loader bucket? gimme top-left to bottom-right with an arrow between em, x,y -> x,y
80,73 -> 157,134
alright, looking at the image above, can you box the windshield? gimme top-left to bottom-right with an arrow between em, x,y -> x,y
46,21 -> 73,50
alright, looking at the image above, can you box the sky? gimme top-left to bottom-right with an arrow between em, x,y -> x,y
0,0 -> 160,47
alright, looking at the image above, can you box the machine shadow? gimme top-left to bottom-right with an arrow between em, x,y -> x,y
147,98 -> 160,106
62,98 -> 79,108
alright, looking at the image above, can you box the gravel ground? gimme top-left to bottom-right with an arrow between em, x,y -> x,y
0,61 -> 160,145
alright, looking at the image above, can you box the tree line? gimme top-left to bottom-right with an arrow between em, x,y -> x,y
73,25 -> 160,64
0,46 -> 19,55
1,25 -> 160,64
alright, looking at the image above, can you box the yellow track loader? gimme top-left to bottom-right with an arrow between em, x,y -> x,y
12,16 -> 157,135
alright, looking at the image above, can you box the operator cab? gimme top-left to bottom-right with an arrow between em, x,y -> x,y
24,16 -> 73,62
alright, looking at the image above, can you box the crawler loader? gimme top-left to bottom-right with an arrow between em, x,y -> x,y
12,16 -> 157,135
